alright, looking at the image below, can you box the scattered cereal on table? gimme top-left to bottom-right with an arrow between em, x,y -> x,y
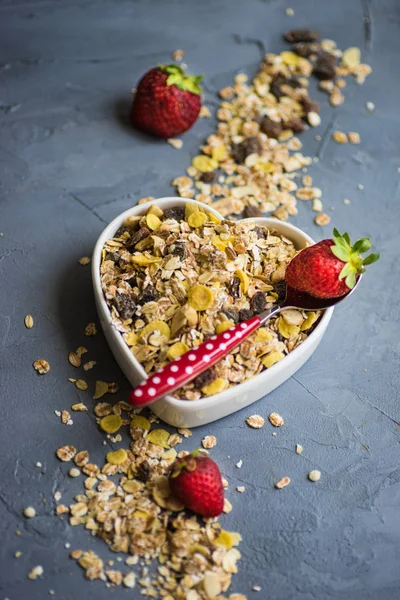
268,412 -> 284,427
79,256 -> 91,265
236,459 -> 243,468
275,476 -> 291,489
28,565 -> 43,580
315,213 -> 331,226
366,101 -> 375,112
75,379 -> 88,391
71,402 -> 88,412
68,468 -> 81,478
295,444 -> 304,455
172,48 -> 185,61
23,506 -> 36,518
246,415 -> 265,429
332,131 -> 348,144
202,435 -> 217,449
167,138 -> 183,149
236,486 -> 245,493
85,322 -> 97,336
33,360 -> 50,374
343,198 -> 351,205
308,470 -> 321,482
348,131 -> 360,144
24,314 -> 34,328
56,445 -> 76,462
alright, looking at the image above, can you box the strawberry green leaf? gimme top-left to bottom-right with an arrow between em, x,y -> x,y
345,272 -> 357,289
339,262 -> 355,280
363,252 -> 380,265
343,232 -> 351,245
352,237 -> 372,253
331,245 -> 351,262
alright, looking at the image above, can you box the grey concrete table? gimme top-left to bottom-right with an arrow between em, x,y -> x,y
1,0 -> 399,599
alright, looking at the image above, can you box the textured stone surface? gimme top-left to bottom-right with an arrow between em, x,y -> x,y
1,0 -> 399,598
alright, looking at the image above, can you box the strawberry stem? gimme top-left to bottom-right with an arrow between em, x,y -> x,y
158,64 -> 203,95
331,229 -> 380,289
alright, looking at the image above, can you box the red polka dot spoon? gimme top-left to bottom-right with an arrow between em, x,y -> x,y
129,277 -> 361,407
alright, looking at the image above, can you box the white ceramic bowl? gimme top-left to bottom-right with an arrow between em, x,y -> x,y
92,197 -> 333,428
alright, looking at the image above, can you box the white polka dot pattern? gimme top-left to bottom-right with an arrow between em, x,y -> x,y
129,315 -> 262,407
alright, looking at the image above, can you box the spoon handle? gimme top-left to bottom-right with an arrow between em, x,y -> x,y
129,316 -> 263,407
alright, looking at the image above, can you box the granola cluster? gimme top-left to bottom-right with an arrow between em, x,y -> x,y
100,202 -> 321,400
167,31 -> 371,224
57,411 -> 244,599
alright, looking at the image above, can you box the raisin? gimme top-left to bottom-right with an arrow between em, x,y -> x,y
168,242 -> 186,258
219,307 -> 239,324
255,226 -> 266,239
136,460 -> 152,483
231,137 -> 262,164
113,294 -> 136,320
229,277 -> 241,299
127,275 -> 138,288
244,205 -> 263,218
293,42 -> 321,57
284,29 -> 319,43
274,281 -> 287,303
300,96 -> 320,114
270,75 -> 302,100
200,171 -> 217,183
128,227 -> 150,247
164,206 -> 185,221
260,117 -> 283,139
250,292 -> 267,314
239,308 -> 254,322
313,52 -> 337,80
283,117 -> 307,133
194,369 -> 216,390
105,251 -> 120,263
137,285 -> 158,305
114,226 -> 128,237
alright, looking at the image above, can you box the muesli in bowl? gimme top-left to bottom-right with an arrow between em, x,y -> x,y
97,199 -> 324,403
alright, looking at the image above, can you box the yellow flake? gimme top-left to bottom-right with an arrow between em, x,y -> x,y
146,429 -> 171,448
278,317 -> 300,339
188,284 -> 214,311
106,449 -> 128,465
300,311 -> 318,331
167,342 -> 189,360
93,380 -> 109,399
187,211 -> 208,228
207,212 -> 221,224
214,530 -> 242,549
131,254 -> 162,266
146,204 -> 164,217
125,331 -> 139,346
211,144 -> 227,162
100,415 -> 122,434
130,415 -> 151,431
234,269 -> 249,294
281,51 -> 302,66
211,234 -> 228,251
255,328 -> 273,342
201,378 -> 227,396
342,47 -> 361,68
163,448 -> 177,462
139,320 -> 171,340
262,351 -> 285,368
255,161 -> 275,173
216,320 -> 235,334
146,213 -> 162,231
192,155 -> 218,172
133,510 -> 148,519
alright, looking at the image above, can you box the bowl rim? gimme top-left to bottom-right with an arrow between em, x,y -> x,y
92,196 -> 334,409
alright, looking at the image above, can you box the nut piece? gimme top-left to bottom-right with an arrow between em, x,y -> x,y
275,476 -> 291,489
24,315 -> 34,328
246,415 -> 265,429
295,444 -> 304,455
308,470 -> 321,482
33,360 -> 50,374
56,445 -> 77,462
315,213 -> 331,226
268,412 -> 284,427
24,506 -> 36,518
167,138 -> 183,150
201,435 -> 217,449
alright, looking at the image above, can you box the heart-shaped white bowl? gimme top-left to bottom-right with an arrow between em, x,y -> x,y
92,197 -> 333,428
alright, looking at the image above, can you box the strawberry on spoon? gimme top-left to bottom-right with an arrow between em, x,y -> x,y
169,450 -> 224,518
285,228 -> 380,299
131,64 -> 203,139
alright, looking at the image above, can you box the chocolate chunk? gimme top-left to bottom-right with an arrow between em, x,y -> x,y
273,281 -> 287,303
194,368 -> 216,390
169,242 -> 186,258
293,42 -> 321,58
136,460 -> 152,482
137,285 -> 158,305
300,96 -> 320,114
270,75 -> 301,100
313,52 -> 337,80
220,307 -> 239,324
243,205 -> 263,218
129,226 -> 150,247
200,171 -> 217,183
284,29 -> 319,43
115,226 -> 128,237
229,277 -> 241,299
113,294 -> 136,320
249,291 -> 267,314
260,117 -> 283,139
164,206 -> 185,221
231,137 -> 262,164
239,308 -> 254,322
283,117 -> 307,133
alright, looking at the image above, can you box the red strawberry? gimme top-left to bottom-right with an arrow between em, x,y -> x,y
131,64 -> 202,139
285,228 -> 380,299
169,450 -> 224,518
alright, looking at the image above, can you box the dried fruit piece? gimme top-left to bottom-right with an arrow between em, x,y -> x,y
249,292 -> 266,314
201,378 -> 227,396
313,52 -> 337,80
24,315 -> 34,328
167,342 -> 189,360
262,351 -> 285,368
284,28 -> 319,43
100,415 -> 122,434
139,320 -> 171,340
259,117 -> 283,139
234,270 -> 249,294
246,415 -> 265,429
106,449 -> 128,465
130,415 -> 151,431
147,429 -> 171,448
243,205 -> 263,218
231,137 -> 262,164
187,211 -> 208,228
188,284 -> 214,311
